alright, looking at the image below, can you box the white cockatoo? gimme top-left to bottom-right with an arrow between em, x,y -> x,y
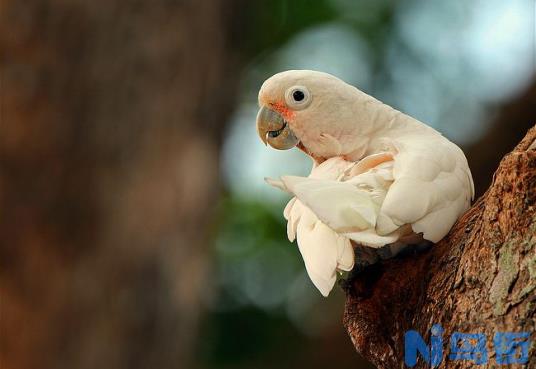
256,70 -> 474,296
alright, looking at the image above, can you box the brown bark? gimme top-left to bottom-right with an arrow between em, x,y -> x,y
343,126 -> 536,369
0,1 -> 239,369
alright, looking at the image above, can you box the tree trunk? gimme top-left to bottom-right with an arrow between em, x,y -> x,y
0,1 -> 239,369
343,126 -> 536,369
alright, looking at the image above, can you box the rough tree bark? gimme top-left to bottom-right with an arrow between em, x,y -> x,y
343,126 -> 536,369
0,1 -> 240,369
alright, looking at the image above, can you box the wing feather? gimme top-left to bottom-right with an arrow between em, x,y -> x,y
295,205 -> 353,296
381,134 -> 474,242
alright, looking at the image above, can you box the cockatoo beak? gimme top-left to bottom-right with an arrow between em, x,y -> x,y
256,106 -> 299,150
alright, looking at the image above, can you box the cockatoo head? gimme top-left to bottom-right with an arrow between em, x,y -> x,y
257,70 -> 368,161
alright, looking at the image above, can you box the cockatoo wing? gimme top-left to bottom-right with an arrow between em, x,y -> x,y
271,158 -> 402,248
380,134 -> 474,242
288,200 -> 353,296
279,176 -> 379,232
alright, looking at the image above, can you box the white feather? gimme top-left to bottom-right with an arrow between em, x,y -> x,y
280,176 -> 378,231
294,204 -> 353,296
380,133 -> 474,242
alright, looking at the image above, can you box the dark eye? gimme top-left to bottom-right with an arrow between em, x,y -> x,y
285,85 -> 311,109
292,90 -> 305,102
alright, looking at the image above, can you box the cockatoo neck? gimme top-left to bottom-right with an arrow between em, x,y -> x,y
295,89 -> 438,164
339,104 -> 438,162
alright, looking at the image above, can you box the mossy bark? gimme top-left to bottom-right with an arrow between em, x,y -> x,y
344,126 -> 536,369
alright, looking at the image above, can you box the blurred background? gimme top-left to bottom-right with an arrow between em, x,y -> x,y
1,0 -> 534,368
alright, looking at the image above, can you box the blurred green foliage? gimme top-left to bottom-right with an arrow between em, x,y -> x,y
198,307 -> 304,368
200,0 -> 534,368
236,0 -> 338,56
210,197 -> 301,311
201,194 -> 366,368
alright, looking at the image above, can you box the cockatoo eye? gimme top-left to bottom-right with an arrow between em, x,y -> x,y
292,90 -> 305,101
285,86 -> 311,110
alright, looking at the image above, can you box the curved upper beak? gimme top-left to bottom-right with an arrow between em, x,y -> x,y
256,106 -> 299,150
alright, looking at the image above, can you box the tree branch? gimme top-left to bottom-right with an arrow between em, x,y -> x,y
343,125 -> 536,369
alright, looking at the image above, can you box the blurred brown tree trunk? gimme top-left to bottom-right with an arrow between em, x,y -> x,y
343,126 -> 536,368
0,1 -> 239,368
